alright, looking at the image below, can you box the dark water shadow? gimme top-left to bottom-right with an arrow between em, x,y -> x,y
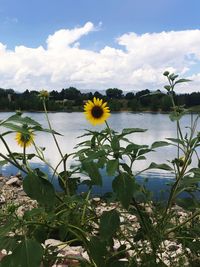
2,163 -> 199,201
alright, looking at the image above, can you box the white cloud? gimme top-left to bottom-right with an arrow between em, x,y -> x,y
0,22 -> 200,93
46,22 -> 95,50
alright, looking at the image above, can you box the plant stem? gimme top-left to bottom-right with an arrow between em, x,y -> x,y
43,100 -> 70,195
0,135 -> 22,169
0,153 -> 27,174
105,120 -> 112,141
81,189 -> 91,225
166,210 -> 200,235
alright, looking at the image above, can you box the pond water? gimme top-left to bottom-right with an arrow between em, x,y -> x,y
0,112 -> 199,199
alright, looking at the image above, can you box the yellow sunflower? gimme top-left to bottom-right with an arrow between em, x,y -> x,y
15,130 -> 34,148
84,97 -> 110,125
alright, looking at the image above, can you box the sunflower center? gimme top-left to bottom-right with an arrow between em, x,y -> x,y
91,106 -> 103,118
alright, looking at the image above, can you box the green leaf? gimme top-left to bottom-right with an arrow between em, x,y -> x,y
151,141 -> 171,149
111,136 -> 120,151
176,198 -> 198,211
84,150 -> 106,162
120,163 -> 132,174
121,128 -> 147,137
170,74 -> 179,81
125,143 -> 148,155
106,260 -> 128,267
106,159 -> 118,176
23,172 -> 56,208
166,138 -> 185,146
97,156 -> 107,168
174,78 -> 191,85
0,236 -> 18,251
176,176 -> 200,195
88,237 -> 107,267
148,162 -> 173,171
137,148 -> 152,156
0,160 -> 8,166
4,114 -> 41,127
82,161 -> 102,186
1,123 -> 31,133
137,156 -> 146,160
58,171 -> 79,194
169,110 -> 187,121
99,210 -> 120,240
26,153 -> 36,160
0,239 -> 43,267
33,126 -> 62,135
112,173 -> 136,208
164,85 -> 171,91
0,218 -> 16,236
168,73 -> 177,80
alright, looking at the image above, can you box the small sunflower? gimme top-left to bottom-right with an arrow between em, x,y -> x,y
15,129 -> 34,148
84,97 -> 110,125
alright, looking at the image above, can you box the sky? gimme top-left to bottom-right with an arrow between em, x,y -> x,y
0,0 -> 200,93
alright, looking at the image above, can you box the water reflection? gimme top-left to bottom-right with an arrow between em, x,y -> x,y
3,161 -> 196,201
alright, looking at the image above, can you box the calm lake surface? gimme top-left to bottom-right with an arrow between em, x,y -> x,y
0,112 -> 199,198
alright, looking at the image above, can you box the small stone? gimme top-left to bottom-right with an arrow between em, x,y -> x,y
16,206 -> 26,217
0,196 -> 6,204
18,190 -> 27,197
93,197 -> 100,202
0,251 -> 6,261
127,214 -> 137,222
6,177 -> 20,186
120,216 -> 125,223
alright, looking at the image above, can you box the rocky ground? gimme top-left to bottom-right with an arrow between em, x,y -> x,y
0,175 -> 198,266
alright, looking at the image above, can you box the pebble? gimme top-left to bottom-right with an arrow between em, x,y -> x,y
0,175 -> 194,266
92,197 -> 100,202
0,195 -> 6,204
6,177 -> 20,186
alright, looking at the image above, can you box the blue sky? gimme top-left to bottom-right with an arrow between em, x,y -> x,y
1,0 -> 200,49
0,0 -> 200,92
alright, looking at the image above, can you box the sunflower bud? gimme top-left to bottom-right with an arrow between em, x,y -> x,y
39,90 -> 49,100
163,71 -> 170,76
178,156 -> 185,167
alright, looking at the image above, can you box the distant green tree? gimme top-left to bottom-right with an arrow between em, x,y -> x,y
150,95 -> 161,111
136,89 -> 150,98
94,91 -> 103,99
0,88 -> 6,97
161,95 -> 172,111
125,92 -> 135,100
128,99 -> 141,111
50,90 -> 61,100
82,92 -> 93,100
64,100 -> 73,111
109,99 -> 122,111
106,88 -> 123,99
64,87 -> 81,100
22,89 -> 30,97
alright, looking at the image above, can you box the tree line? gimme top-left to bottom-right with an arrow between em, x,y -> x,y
0,87 -> 200,112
